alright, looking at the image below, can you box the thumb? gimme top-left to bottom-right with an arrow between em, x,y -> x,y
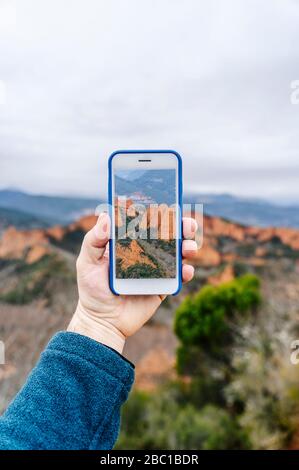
78,213 -> 110,264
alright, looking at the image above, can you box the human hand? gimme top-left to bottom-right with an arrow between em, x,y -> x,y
68,213 -> 198,354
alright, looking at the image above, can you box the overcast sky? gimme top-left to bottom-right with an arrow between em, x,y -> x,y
1,0 -> 299,203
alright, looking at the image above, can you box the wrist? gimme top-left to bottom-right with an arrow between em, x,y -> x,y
67,302 -> 125,354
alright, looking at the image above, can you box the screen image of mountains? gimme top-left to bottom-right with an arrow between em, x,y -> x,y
114,169 -> 177,279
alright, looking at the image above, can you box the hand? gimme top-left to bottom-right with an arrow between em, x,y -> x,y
68,213 -> 198,354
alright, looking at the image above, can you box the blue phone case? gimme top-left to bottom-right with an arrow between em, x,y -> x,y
108,150 -> 183,296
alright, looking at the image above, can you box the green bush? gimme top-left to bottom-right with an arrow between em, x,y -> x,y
174,274 -> 261,348
117,390 -> 250,450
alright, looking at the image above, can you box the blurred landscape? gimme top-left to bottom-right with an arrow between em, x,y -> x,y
1,0 -> 299,452
0,189 -> 299,449
2,189 -> 299,231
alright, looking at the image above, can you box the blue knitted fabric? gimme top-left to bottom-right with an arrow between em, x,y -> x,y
0,332 -> 134,449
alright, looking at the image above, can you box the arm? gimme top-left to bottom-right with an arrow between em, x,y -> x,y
0,213 -> 197,450
0,332 -> 134,450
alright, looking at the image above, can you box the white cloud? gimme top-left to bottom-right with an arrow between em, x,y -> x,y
0,0 -> 299,202
0,0 -> 17,35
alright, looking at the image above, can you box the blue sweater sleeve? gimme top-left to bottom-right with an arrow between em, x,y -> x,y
0,332 -> 134,450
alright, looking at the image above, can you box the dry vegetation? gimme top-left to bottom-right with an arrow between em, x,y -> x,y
0,214 -> 299,449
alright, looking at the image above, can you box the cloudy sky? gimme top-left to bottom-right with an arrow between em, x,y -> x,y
1,0 -> 299,203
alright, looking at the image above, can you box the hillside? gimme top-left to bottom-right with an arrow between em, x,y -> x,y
0,207 -> 50,234
0,213 -> 299,448
1,212 -> 299,268
1,189 -> 299,228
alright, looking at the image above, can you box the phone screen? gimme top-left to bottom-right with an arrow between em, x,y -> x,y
114,168 -> 177,280
110,151 -> 181,295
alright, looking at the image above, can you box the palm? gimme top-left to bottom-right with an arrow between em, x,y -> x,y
77,247 -> 161,337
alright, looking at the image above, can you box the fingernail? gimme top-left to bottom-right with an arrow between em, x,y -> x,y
95,214 -> 108,239
185,240 -> 198,251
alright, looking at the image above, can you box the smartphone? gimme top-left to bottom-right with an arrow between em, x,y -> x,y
108,150 -> 182,295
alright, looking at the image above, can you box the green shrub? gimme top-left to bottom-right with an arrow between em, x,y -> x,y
117,390 -> 250,450
174,274 -> 261,348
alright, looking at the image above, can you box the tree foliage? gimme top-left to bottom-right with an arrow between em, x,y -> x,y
174,274 -> 261,348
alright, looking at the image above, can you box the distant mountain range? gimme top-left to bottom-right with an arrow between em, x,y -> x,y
0,207 -> 50,232
186,193 -> 299,228
0,189 -> 299,231
0,189 -> 101,230
115,170 -> 176,205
